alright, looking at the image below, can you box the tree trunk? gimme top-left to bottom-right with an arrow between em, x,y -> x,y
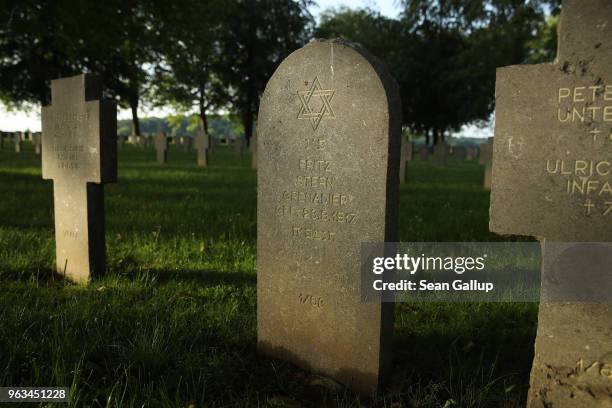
425,130 -> 431,146
198,99 -> 209,135
433,127 -> 440,146
130,100 -> 140,136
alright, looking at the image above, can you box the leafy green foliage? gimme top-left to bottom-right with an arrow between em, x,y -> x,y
317,1 -> 560,145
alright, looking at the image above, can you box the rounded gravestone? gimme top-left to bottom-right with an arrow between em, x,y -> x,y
257,39 -> 401,393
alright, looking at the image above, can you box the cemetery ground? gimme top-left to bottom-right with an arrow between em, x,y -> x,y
1,143 -> 536,407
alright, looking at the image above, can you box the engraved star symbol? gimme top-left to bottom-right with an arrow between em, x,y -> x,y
297,77 -> 335,131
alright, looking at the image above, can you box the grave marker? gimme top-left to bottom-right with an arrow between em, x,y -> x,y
154,132 -> 168,164
13,132 -> 22,152
32,132 -> 42,154
490,1 -> 611,406
257,39 -> 401,393
41,74 -> 117,283
195,128 -> 209,167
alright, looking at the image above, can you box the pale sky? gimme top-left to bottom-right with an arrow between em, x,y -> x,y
0,0 -> 489,138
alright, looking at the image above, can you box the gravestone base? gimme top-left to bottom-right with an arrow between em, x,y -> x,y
527,302 -> 611,408
53,182 -> 106,283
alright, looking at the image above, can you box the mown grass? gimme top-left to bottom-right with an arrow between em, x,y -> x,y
0,142 -> 537,407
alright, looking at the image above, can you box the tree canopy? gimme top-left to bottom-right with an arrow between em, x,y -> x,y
1,0 -> 558,144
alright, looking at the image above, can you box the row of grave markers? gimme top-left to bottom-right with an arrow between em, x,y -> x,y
0,131 -> 42,154
30,1 -> 611,406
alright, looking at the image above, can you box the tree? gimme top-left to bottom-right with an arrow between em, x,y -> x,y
150,0 -> 227,137
0,0 -> 82,107
218,0 -> 314,146
318,1 -> 558,145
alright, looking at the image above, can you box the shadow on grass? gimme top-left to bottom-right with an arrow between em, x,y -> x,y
0,265 -> 256,287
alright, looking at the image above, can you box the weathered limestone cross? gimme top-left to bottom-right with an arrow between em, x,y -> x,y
490,1 -> 611,406
42,74 -> 117,283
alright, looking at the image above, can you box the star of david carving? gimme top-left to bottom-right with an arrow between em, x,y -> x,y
297,77 -> 335,131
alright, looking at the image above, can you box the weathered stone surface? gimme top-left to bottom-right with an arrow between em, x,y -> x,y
490,1 -> 611,406
257,39 -> 401,393
32,132 -> 42,154
194,128 -> 209,167
154,132 -> 168,164
433,142 -> 448,165
41,74 -> 117,284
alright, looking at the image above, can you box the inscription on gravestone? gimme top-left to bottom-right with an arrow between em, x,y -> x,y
42,74 -> 117,283
154,132 -> 168,164
490,1 -> 611,406
257,39 -> 401,393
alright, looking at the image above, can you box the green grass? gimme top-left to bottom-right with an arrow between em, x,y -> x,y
0,142 -> 537,407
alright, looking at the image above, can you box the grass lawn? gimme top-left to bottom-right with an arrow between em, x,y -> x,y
0,142 -> 537,407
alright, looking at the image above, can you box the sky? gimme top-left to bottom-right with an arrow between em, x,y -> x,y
0,0 -> 490,138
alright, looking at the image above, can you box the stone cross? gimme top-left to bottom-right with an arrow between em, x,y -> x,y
41,74 -> 117,283
194,128 -> 209,167
32,132 -> 42,154
13,132 -> 22,152
154,132 -> 168,164
490,1 -> 611,406
257,39 -> 401,393
433,142 -> 448,165
250,131 -> 257,170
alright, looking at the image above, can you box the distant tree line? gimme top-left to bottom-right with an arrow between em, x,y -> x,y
0,0 -> 559,146
118,114 -> 243,140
